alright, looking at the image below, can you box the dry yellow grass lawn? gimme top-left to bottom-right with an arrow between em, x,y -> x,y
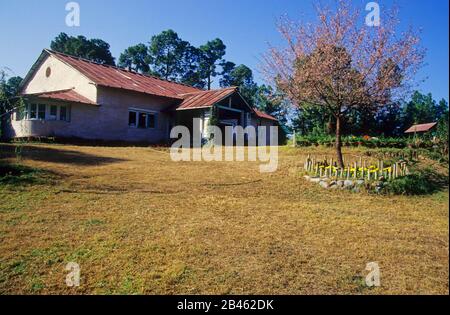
0,143 -> 448,295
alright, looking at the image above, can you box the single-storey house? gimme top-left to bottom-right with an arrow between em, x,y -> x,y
6,49 -> 277,144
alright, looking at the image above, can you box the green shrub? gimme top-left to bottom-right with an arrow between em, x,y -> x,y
294,134 -> 412,149
423,149 -> 448,164
384,168 -> 444,195
385,174 -> 431,195
295,134 -> 334,147
278,126 -> 288,145
0,162 -> 47,186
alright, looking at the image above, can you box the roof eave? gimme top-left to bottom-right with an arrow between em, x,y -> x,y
22,89 -> 99,106
23,95 -> 99,106
175,105 -> 213,111
176,87 -> 253,111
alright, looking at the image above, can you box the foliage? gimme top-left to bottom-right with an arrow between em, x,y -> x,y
403,91 -> 448,128
262,0 -> 425,167
250,85 -> 290,144
384,168 -> 443,195
294,135 -> 425,149
147,29 -> 192,81
219,61 -> 237,87
220,64 -> 258,104
51,33 -> 115,65
206,105 -> 220,143
118,30 -> 240,90
293,91 -> 448,139
293,91 -> 449,167
208,105 -> 220,128
372,102 -> 404,137
118,44 -> 150,73
121,32 -> 230,90
434,111 -> 449,160
293,104 -> 332,136
253,85 -> 288,125
0,71 -> 22,110
2,76 -> 22,97
179,45 -> 206,88
422,149 -> 448,164
220,63 -> 254,88
198,38 -> 227,90
0,69 -> 23,140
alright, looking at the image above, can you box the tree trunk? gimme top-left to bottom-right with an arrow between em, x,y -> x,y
207,65 -> 213,90
335,115 -> 344,168
327,116 -> 334,135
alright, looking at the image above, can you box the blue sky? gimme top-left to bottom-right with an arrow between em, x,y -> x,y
0,0 -> 448,101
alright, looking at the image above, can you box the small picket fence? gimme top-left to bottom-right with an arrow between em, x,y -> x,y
303,155 -> 409,181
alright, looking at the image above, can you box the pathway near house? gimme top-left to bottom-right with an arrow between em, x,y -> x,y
0,144 -> 448,294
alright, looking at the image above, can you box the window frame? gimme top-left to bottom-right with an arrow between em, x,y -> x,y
38,104 -> 46,120
128,108 -> 158,130
59,105 -> 67,122
128,111 -> 137,127
18,103 -> 70,122
23,104 -> 29,120
49,105 -> 58,120
137,112 -> 148,129
147,113 -> 156,129
29,103 -> 37,120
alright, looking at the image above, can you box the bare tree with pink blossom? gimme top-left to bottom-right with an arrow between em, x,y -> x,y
262,1 -> 425,167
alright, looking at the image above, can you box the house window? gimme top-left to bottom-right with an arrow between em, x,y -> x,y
147,113 -> 156,129
246,113 -> 252,127
138,112 -> 147,128
19,103 -> 70,122
49,105 -> 58,120
60,106 -> 67,121
38,104 -> 46,120
128,109 -> 157,129
29,104 -> 37,119
129,111 -> 137,127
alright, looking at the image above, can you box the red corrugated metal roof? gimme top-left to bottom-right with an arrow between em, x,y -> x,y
177,89 -> 278,122
405,122 -> 437,133
26,89 -> 97,105
253,108 -> 278,121
176,87 -> 238,110
23,50 -> 279,120
47,49 -> 200,99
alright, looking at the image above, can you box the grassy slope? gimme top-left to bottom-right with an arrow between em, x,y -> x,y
0,143 -> 448,294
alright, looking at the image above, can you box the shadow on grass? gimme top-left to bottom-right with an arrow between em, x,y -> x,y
0,144 -> 128,166
8,136 -> 170,148
0,162 -> 59,186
